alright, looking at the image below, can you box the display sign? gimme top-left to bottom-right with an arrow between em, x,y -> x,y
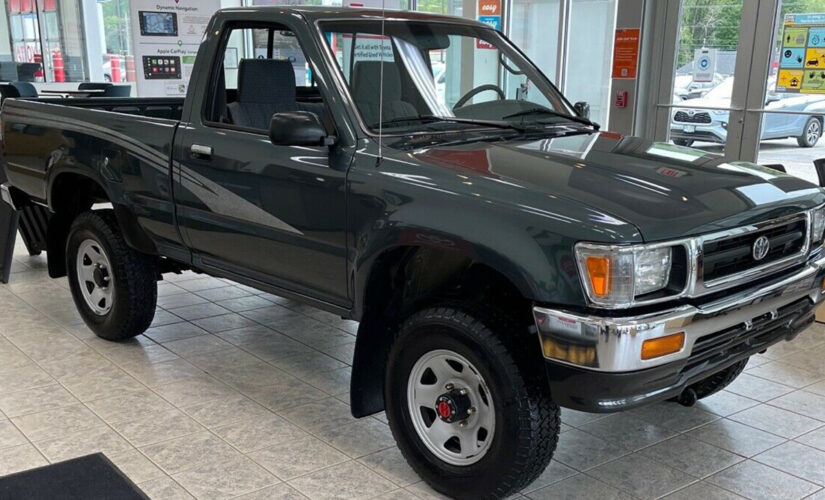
611,28 -> 640,79
476,0 -> 501,50
693,48 -> 717,82
777,13 -> 825,94
129,0 -> 220,97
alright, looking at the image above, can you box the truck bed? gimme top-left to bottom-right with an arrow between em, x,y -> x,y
0,97 -> 184,252
19,96 -> 185,121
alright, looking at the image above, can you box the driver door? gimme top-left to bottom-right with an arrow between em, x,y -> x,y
174,22 -> 351,308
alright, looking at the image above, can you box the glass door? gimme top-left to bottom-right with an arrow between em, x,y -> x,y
666,0 -> 744,153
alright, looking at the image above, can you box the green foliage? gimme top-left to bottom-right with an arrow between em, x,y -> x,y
677,0 -> 825,68
100,0 -> 131,55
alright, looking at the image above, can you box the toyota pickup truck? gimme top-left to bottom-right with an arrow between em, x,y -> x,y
2,7 -> 825,499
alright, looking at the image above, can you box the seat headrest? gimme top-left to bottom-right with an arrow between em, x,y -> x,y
352,61 -> 404,104
236,59 -> 296,104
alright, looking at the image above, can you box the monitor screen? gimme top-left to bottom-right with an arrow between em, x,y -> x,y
139,11 -> 178,37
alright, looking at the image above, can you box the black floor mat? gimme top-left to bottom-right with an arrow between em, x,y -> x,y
0,453 -> 148,500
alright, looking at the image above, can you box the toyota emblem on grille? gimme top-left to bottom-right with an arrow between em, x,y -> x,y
752,235 -> 770,261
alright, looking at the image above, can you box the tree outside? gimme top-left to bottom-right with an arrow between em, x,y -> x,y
101,0 -> 131,55
677,0 -> 825,70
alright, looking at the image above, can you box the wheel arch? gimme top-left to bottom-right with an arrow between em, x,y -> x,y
46,171 -> 157,278
350,243 -> 537,417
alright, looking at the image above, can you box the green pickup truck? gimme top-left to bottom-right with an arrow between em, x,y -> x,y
2,6 -> 825,498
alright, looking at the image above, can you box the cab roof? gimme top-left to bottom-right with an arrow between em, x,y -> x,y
215,6 -> 489,28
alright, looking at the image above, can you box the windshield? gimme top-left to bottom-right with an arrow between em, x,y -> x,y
321,21 -> 576,133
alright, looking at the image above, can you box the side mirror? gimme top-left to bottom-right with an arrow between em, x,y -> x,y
269,111 -> 334,147
573,101 -> 590,119
766,93 -> 781,105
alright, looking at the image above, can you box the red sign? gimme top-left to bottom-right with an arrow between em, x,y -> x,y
476,0 -> 501,49
477,0 -> 501,16
611,28 -> 640,79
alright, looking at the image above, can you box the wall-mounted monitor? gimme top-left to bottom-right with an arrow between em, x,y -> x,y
139,11 -> 178,37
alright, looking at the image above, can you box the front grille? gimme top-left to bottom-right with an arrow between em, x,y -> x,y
674,111 -> 712,124
684,298 -> 811,372
702,217 -> 807,282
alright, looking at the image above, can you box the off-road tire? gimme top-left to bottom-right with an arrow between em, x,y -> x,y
66,210 -> 157,340
384,306 -> 560,499
688,358 -> 749,400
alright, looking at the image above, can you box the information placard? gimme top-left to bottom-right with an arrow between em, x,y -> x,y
129,0 -> 220,97
611,28 -> 640,79
777,13 -> 825,94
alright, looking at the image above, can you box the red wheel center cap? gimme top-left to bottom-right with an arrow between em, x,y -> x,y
437,400 -> 452,419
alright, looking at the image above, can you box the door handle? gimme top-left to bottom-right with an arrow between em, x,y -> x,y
190,144 -> 213,159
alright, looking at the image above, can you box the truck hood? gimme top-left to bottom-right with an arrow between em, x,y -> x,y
393,131 -> 825,242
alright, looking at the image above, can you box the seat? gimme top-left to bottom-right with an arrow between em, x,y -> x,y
0,83 -> 20,102
78,82 -> 113,91
228,59 -> 305,130
102,85 -> 131,97
351,61 -> 418,126
9,81 -> 37,97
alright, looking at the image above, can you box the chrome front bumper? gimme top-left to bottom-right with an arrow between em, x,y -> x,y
533,256 -> 825,372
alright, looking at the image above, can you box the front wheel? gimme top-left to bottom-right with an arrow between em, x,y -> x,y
797,117 -> 822,148
67,210 -> 157,341
385,307 -> 560,499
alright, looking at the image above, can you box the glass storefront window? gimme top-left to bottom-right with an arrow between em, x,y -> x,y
668,0 -> 743,151
3,0 -> 89,82
508,0 -> 560,89
755,1 -> 825,184
565,0 -> 616,126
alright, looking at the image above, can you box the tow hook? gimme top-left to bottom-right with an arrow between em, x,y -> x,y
675,387 -> 698,407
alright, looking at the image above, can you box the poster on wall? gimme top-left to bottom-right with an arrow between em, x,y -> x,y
129,0 -> 221,97
611,28 -> 640,79
777,13 -> 825,94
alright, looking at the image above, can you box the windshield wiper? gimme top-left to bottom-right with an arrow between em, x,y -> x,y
502,108 -> 600,130
371,115 -> 525,132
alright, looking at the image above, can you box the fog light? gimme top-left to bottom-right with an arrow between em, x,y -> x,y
641,332 -> 685,360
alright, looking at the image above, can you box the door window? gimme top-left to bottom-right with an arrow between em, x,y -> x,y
204,24 -> 327,133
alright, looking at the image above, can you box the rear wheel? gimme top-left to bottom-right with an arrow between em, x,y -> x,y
67,211 -> 157,341
797,117 -> 822,148
385,306 -> 559,499
673,138 -> 694,147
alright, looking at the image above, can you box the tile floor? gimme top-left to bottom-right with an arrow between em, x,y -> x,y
1,236 -> 825,500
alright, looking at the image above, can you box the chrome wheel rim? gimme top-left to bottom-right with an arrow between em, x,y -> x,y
76,239 -> 114,315
407,349 -> 495,466
808,120 -> 821,144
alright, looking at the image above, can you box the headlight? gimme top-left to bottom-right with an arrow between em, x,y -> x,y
811,206 -> 825,244
575,243 -> 673,307
711,109 -> 727,116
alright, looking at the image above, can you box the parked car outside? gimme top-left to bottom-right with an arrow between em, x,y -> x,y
671,76 -> 825,148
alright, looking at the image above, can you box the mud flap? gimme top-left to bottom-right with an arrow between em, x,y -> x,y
0,201 -> 18,284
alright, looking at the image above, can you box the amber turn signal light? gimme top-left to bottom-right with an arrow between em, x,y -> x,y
585,256 -> 611,297
641,332 -> 685,360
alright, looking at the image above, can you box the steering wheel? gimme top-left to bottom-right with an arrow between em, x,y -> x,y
453,84 -> 505,110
